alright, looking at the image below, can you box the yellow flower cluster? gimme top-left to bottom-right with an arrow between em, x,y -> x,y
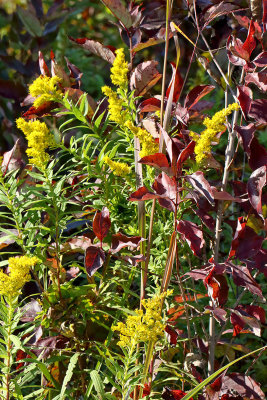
29,75 -> 62,108
0,0 -> 27,14
113,291 -> 171,348
103,155 -> 130,177
125,120 -> 159,158
110,48 -> 128,88
102,86 -> 127,124
0,256 -> 39,298
16,118 -> 56,169
190,103 -> 239,163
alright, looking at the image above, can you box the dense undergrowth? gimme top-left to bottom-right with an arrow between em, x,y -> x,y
0,0 -> 266,399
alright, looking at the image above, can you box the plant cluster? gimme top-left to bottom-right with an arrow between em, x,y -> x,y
0,0 -> 266,399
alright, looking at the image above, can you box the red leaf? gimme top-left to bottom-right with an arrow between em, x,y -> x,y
93,207 -> 111,242
242,19 -> 256,56
184,85 -> 215,110
204,268 -> 229,305
84,246 -> 105,277
242,305 -> 266,324
110,233 -> 143,254
206,306 -> 227,324
128,186 -> 159,201
200,2 -> 239,27
237,85 -> 252,118
166,62 -> 183,103
230,312 -> 245,336
139,97 -> 161,113
139,153 -> 170,170
212,188 -> 242,202
177,220 -> 205,257
69,37 -> 115,64
38,51 -> 50,76
130,61 -> 162,96
220,373 -> 265,399
247,166 -> 266,219
176,141 -> 195,174
165,325 -> 178,345
185,171 -> 215,205
130,383 -> 151,398
22,102 -> 56,119
227,36 -> 249,66
162,388 -> 193,400
160,127 -> 181,167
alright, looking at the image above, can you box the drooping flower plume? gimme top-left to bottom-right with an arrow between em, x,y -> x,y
103,156 -> 130,177
16,118 -> 56,168
0,256 -> 39,298
29,75 -> 62,108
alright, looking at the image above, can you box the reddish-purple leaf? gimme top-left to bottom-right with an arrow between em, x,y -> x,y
110,233 -> 143,254
227,36 -> 249,66
139,97 -> 161,113
22,102 -> 56,119
1,140 -> 24,174
246,249 -> 267,278
69,37 -> 115,64
248,98 -> 267,124
100,0 -> 132,28
230,311 -> 246,336
65,57 -> 83,88
212,189 -> 242,202
93,207 -> 111,242
177,220 -> 205,257
236,124 -> 267,170
160,127 -> 181,167
176,141 -> 195,174
153,173 -> 176,212
205,306 -> 227,325
166,62 -> 183,103
237,85 -> 252,118
185,171 -> 215,205
0,79 -> 26,101
200,2 -> 239,27
85,246 -> 105,277
247,166 -> 266,218
130,61 -> 162,96
184,85 -> 215,110
128,186 -> 159,201
245,72 -> 267,92
139,153 -> 170,170
253,51 -> 267,67
226,262 -> 263,299
229,218 -> 264,260
119,254 -> 145,266
231,308 -> 261,336
220,374 -> 265,400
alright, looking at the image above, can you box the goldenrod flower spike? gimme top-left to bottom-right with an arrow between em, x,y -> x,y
190,103 -> 239,164
16,118 -> 56,169
110,48 -> 128,88
0,256 -> 39,298
112,291 -> 172,348
103,156 -> 130,177
29,75 -> 62,108
125,120 -> 159,158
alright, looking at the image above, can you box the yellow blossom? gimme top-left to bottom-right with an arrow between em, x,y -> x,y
110,48 -> 128,88
125,120 -> 159,157
112,291 -> 172,348
16,118 -> 56,169
190,103 -> 239,163
0,0 -> 27,14
0,256 -> 39,298
103,156 -> 130,177
29,75 -> 62,108
102,86 -> 127,124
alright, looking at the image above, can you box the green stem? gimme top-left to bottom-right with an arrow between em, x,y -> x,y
138,340 -> 155,399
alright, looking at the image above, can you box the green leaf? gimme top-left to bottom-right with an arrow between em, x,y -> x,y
59,352 -> 80,400
17,7 -> 43,37
90,370 -> 105,399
